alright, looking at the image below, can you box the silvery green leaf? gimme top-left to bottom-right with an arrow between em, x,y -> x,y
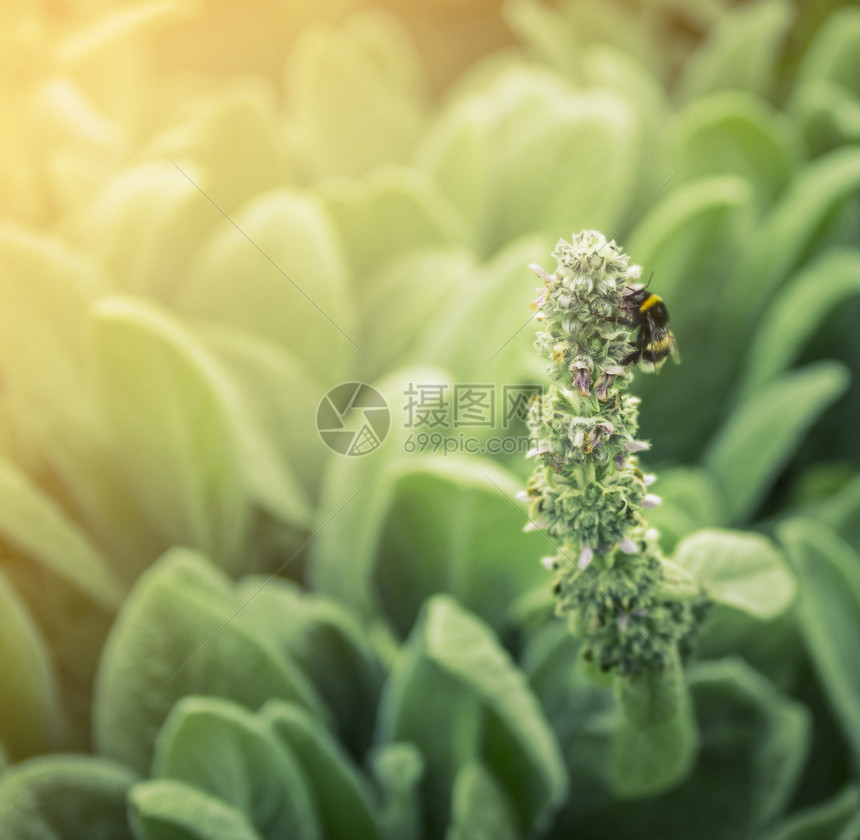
94,548 -> 326,776
742,250 -> 860,396
0,756 -> 136,840
174,190 -> 353,383
130,780 -> 262,840
153,697 -> 320,840
705,363 -> 849,522
287,11 -> 425,179
88,297 -> 251,570
0,571 -> 61,760
677,0 -> 794,102
675,91 -> 800,205
675,529 -> 795,620
780,519 -> 860,766
377,596 -> 567,834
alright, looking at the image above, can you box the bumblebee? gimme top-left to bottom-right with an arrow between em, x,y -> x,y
617,279 -> 679,368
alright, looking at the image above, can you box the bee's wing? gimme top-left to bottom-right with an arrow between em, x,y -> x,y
668,328 -> 681,363
647,319 -> 680,371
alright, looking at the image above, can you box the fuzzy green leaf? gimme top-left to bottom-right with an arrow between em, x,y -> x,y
379,596 -> 567,833
521,622 -> 616,819
416,235 -> 550,383
153,697 -> 320,840
791,80 -> 860,153
795,7 -> 860,95
0,755 -> 136,840
730,147 -> 860,322
0,223 -> 102,426
309,367 -> 454,618
414,101 -> 492,243
424,596 -> 567,829
361,247 -> 476,371
0,455 -> 123,610
490,79 -> 639,254
69,160 -> 219,297
287,11 -> 425,179
174,190 -> 353,383
419,67 -> 640,256
705,363 -> 849,522
687,659 -> 809,827
369,743 -> 424,840
94,548 -> 325,776
765,786 -> 860,840
376,612 -> 483,836
195,333 -> 312,531
582,658 -> 808,836
674,529 -> 796,620
262,701 -> 379,840
626,175 -> 753,304
503,0 -> 581,78
677,0 -> 794,102
0,570 -> 60,760
608,694 -> 697,798
320,166 -> 465,280
376,455 -> 547,636
675,91 -> 800,205
742,250 -> 860,396
88,297 -> 250,570
614,665 -> 687,730
237,579 -> 380,755
148,79 -> 282,212
202,326 -> 323,500
446,762 -> 519,840
780,519 -> 860,766
0,224 -> 117,545
130,780 -> 262,840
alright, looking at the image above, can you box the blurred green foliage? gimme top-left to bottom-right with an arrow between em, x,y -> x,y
1,0 -> 860,837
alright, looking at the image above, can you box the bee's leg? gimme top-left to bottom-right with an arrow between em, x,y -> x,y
621,326 -> 645,366
603,315 -> 636,327
621,347 -> 641,365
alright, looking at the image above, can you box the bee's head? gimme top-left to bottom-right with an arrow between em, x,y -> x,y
622,285 -> 649,305
622,271 -> 654,305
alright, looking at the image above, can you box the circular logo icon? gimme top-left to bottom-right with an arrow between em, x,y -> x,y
317,382 -> 390,456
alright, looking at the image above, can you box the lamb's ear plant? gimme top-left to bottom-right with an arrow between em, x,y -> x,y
522,230 -> 710,718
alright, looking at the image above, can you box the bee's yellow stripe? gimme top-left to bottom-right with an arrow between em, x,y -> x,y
640,294 -> 662,312
647,335 -> 674,352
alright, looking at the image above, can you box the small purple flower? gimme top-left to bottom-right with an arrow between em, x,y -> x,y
572,362 -> 592,397
594,365 -> 625,400
584,422 -> 612,453
618,536 -> 638,554
642,493 -> 662,509
624,439 -> 650,452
